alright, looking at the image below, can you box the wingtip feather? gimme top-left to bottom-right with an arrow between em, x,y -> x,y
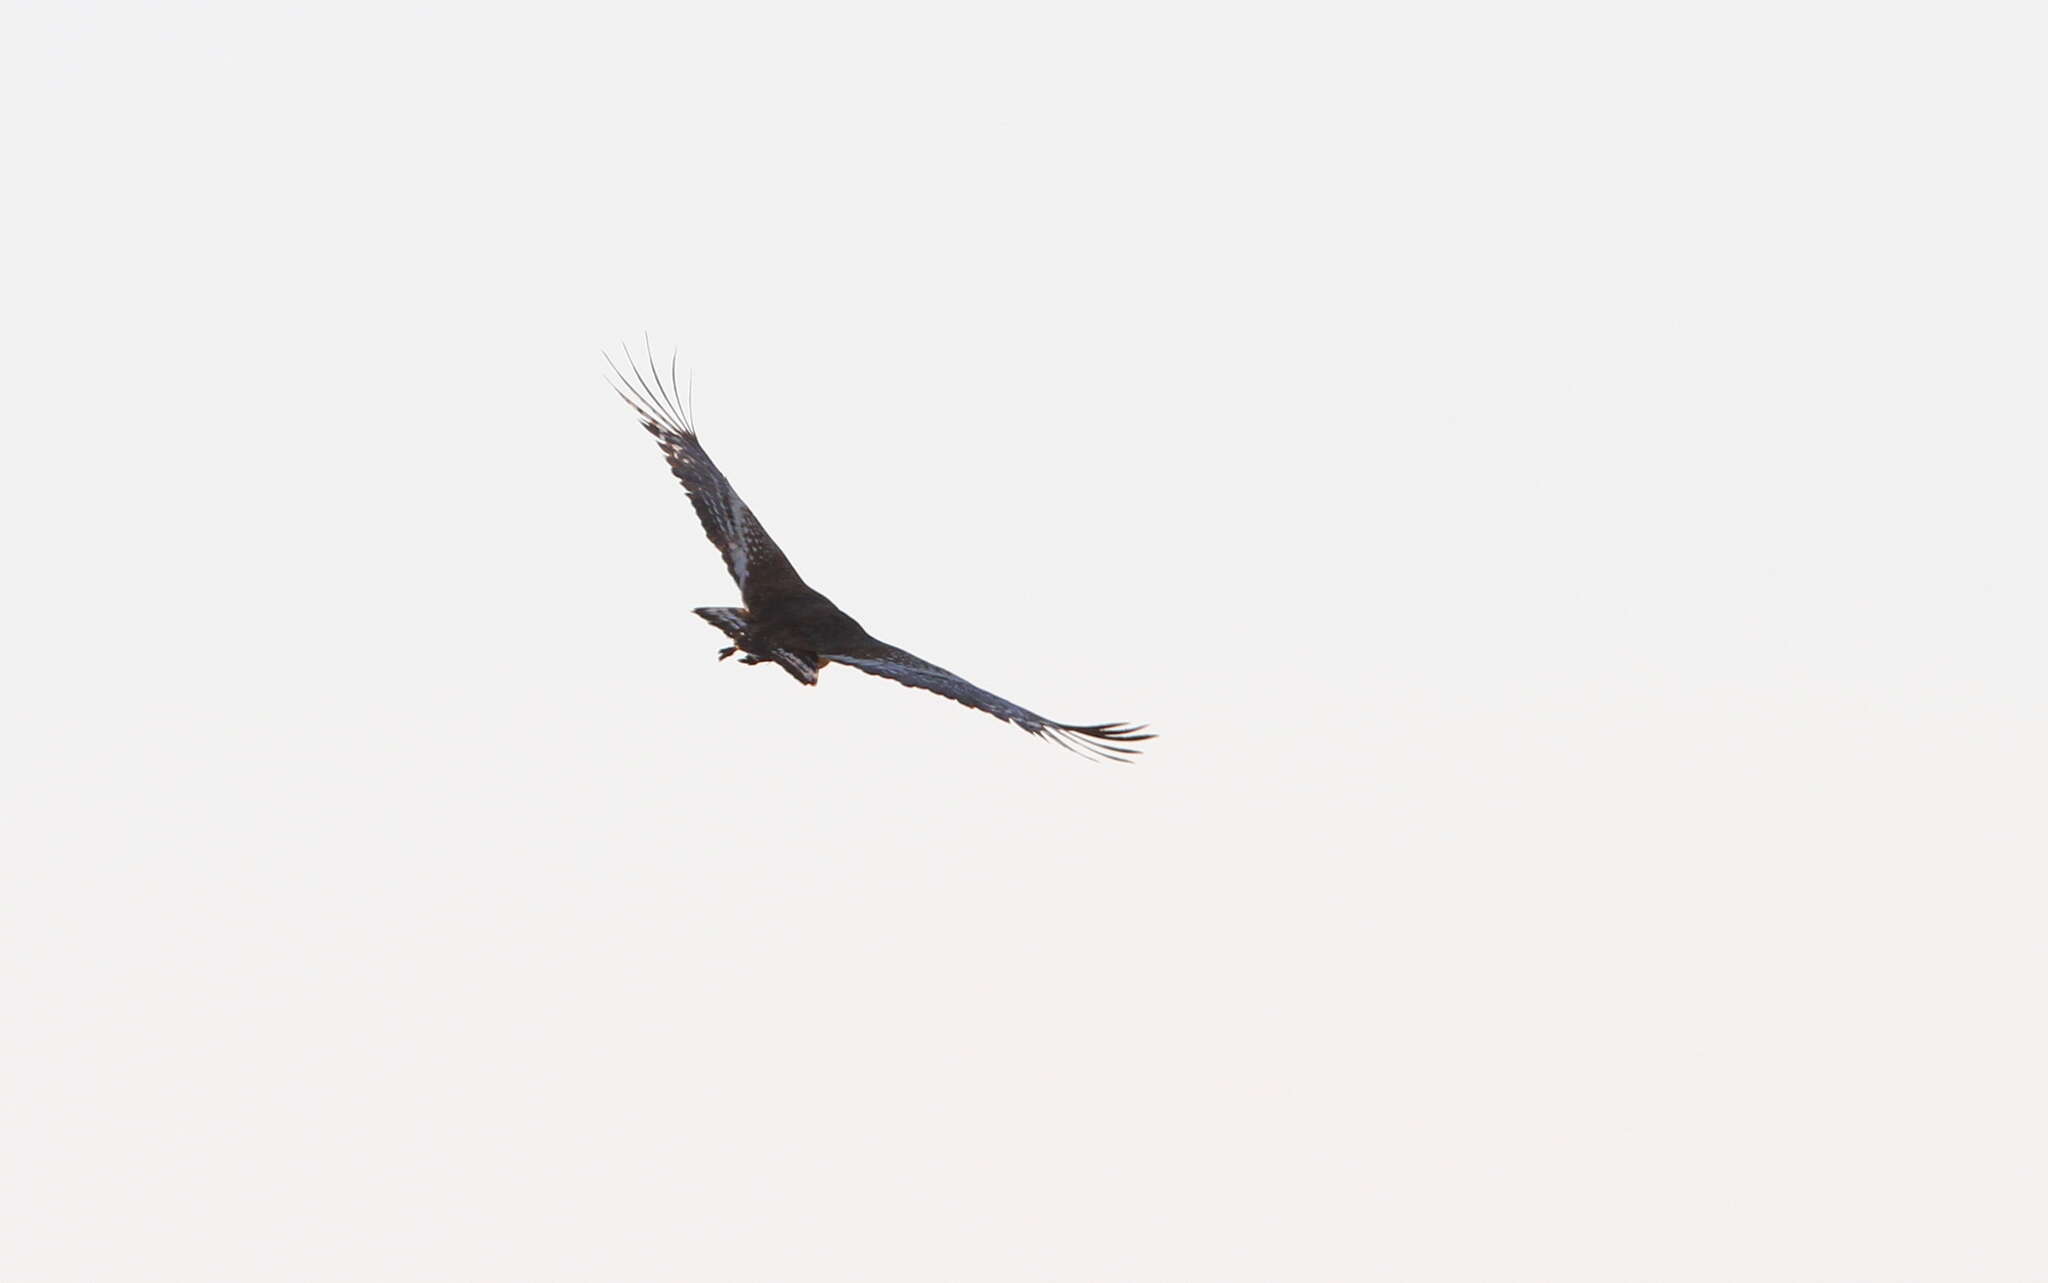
606,346 -> 696,441
1041,721 -> 1156,762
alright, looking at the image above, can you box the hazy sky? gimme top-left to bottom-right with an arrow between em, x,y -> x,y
6,2 -> 2043,1279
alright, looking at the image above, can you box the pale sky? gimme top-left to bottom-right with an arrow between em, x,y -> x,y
5,2 -> 2044,1279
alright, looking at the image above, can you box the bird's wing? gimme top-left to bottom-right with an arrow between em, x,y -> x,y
608,350 -> 807,607
820,641 -> 1153,761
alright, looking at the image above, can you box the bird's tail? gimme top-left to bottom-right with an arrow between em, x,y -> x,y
694,606 -> 748,641
693,607 -> 819,686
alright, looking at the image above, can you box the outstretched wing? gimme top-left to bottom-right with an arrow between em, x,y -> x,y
607,349 -> 806,607
821,640 -> 1154,762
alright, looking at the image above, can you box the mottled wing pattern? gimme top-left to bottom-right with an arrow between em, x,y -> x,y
820,642 -> 1154,761
607,352 -> 805,607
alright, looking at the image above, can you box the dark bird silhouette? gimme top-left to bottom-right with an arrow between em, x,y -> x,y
608,351 -> 1154,761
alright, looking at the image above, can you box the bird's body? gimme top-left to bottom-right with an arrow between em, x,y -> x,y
694,593 -> 865,685
609,352 -> 1152,760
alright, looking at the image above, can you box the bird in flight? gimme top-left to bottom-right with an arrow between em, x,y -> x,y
608,350 -> 1154,761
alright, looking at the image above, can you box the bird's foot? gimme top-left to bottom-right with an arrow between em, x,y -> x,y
717,646 -> 737,661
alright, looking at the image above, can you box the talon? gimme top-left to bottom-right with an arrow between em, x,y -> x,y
717,646 -> 736,661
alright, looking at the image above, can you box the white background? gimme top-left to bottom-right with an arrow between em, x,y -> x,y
5,2 -> 2042,1278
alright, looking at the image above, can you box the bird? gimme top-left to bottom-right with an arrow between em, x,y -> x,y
607,349 -> 1154,761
